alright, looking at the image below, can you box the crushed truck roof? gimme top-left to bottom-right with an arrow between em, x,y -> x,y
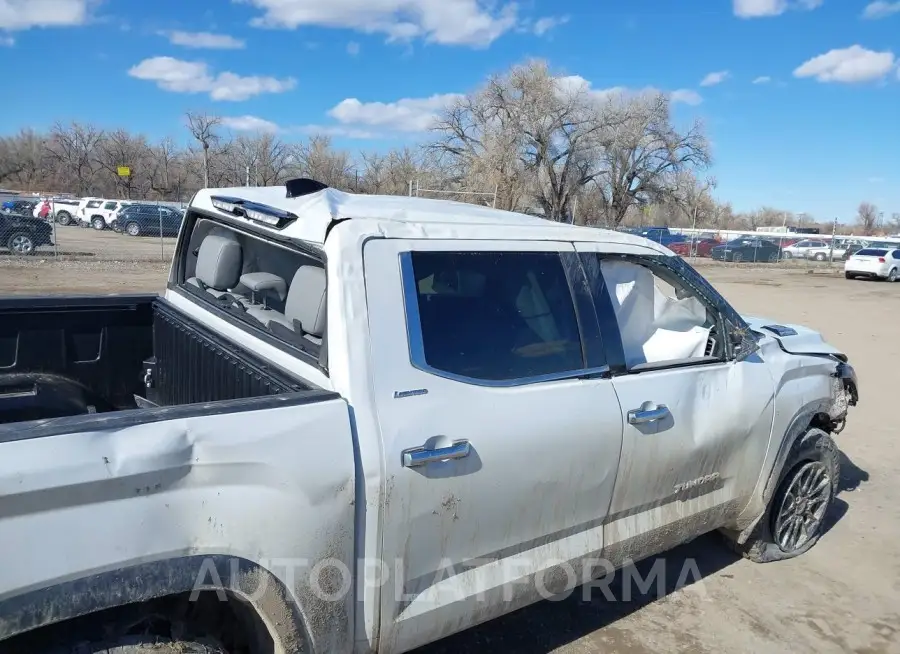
189,183 -> 671,254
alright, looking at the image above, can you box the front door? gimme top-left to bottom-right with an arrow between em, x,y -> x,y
575,247 -> 776,564
364,239 -> 624,653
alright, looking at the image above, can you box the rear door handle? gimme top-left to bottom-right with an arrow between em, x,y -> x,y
402,440 -> 470,467
627,402 -> 670,425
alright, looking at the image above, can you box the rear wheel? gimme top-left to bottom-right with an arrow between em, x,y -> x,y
8,232 -> 35,256
125,221 -> 141,237
56,211 -> 72,226
782,251 -> 792,259
767,252 -> 778,263
845,272 -> 855,280
39,636 -> 227,653
92,216 -> 105,230
889,268 -> 899,282
725,428 -> 838,563
732,252 -> 743,263
815,252 -> 826,261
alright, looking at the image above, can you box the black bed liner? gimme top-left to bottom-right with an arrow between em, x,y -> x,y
0,294 -> 312,425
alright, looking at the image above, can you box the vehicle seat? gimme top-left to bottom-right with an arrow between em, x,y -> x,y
247,266 -> 326,348
186,231 -> 243,298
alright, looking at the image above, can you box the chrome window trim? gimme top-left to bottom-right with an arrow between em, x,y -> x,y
399,250 -> 608,388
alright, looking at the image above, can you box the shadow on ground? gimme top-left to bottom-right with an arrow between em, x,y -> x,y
413,533 -> 739,654
415,450 -> 869,654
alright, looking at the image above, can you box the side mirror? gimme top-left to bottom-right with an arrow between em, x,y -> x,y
731,328 -> 759,362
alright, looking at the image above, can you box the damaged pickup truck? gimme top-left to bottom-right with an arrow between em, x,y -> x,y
0,179 -> 858,654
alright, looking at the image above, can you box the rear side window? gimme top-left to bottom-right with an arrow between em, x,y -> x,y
87,200 -> 102,208
856,249 -> 887,256
104,201 -> 117,210
407,251 -> 584,382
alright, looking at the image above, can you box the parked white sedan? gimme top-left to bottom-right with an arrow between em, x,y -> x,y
844,247 -> 900,281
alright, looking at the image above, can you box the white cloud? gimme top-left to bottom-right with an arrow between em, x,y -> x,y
0,0 -> 92,30
221,115 -> 280,132
532,15 -> 569,36
298,124 -> 381,139
327,93 -> 463,132
669,89 -> 704,105
128,56 -> 296,101
733,0 -> 822,17
862,1 -> 900,18
0,34 -> 13,46
700,70 -> 730,86
793,45 -> 896,83
555,75 -> 703,106
242,0 -> 519,47
346,41 -> 360,55
752,75 -> 772,84
163,30 -> 245,49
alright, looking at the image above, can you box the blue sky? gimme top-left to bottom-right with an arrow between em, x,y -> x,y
1,0 -> 899,221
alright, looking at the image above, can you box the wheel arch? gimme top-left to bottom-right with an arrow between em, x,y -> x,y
0,555 -> 311,653
732,398 -> 834,544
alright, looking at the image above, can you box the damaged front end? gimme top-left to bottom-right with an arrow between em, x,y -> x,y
828,360 -> 859,434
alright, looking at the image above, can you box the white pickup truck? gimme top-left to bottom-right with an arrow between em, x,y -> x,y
0,179 -> 859,654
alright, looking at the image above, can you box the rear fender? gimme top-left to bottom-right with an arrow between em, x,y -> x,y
0,556 -> 309,652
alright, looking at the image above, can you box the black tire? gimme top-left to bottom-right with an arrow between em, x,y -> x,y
7,232 -> 35,256
815,252 -> 826,261
732,252 -> 743,263
726,428 -> 839,563
845,272 -> 855,280
888,268 -> 898,283
782,251 -> 792,259
125,221 -> 141,236
43,636 -> 227,653
767,252 -> 778,263
56,211 -> 72,226
92,216 -> 106,230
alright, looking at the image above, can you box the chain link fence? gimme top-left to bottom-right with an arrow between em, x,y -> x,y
1,194 -> 184,263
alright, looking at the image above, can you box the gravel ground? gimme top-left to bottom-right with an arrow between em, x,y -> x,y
0,236 -> 894,654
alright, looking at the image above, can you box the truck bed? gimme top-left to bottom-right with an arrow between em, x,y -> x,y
0,295 -> 312,425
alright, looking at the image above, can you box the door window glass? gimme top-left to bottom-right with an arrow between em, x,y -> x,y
598,259 -> 721,369
407,251 -> 585,382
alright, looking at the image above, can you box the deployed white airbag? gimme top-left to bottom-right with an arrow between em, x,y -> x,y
601,260 -> 711,367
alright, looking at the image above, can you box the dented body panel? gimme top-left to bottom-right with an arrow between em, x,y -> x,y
0,185 -> 858,654
0,396 -> 357,653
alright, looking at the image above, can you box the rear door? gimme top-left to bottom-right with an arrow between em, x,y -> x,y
575,246 -> 776,564
366,239 -> 624,653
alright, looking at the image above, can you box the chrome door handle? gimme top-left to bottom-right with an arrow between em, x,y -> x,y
402,440 -> 470,468
628,402 -> 670,425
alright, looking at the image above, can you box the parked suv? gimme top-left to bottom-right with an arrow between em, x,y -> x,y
113,203 -> 184,236
87,200 -> 131,230
0,210 -> 53,255
781,239 -> 828,259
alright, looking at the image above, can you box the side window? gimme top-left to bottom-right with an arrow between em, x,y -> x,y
406,251 -> 585,382
104,201 -> 117,210
87,200 -> 102,209
597,258 -> 722,370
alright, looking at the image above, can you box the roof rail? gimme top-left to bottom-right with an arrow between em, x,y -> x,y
286,178 -> 328,199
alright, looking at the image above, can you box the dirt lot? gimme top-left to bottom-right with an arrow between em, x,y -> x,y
0,235 -> 896,654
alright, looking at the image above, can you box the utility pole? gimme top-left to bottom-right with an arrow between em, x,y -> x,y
829,217 -> 838,263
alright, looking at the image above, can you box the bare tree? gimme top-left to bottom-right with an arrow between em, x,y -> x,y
94,129 -> 151,199
293,135 -> 353,189
857,202 -> 878,235
45,122 -> 104,195
186,112 -> 222,188
594,93 -> 711,227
